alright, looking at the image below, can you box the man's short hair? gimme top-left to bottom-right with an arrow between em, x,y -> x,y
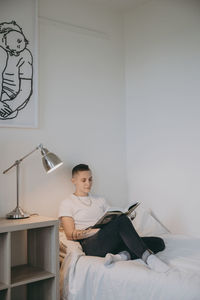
72,164 -> 90,177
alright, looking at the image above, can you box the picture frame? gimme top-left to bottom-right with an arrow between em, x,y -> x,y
0,0 -> 38,128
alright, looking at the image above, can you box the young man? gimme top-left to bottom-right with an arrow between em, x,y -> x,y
59,164 -> 169,272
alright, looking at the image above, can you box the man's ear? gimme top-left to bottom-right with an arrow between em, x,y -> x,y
71,177 -> 76,184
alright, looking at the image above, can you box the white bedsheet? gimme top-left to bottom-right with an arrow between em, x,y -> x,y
60,234 -> 200,300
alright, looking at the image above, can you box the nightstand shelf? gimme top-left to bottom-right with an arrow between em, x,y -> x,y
0,216 -> 59,300
11,265 -> 55,286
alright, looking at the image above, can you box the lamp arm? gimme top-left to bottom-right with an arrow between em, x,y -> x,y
2,145 -> 42,174
3,161 -> 19,174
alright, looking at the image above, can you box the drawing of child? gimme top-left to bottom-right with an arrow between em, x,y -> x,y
0,21 -> 33,120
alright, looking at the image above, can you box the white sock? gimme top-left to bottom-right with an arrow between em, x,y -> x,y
146,254 -> 170,273
104,251 -> 130,266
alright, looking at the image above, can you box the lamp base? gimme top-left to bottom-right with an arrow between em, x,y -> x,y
6,206 -> 30,219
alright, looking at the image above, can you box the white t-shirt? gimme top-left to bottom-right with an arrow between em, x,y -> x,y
59,194 -> 109,230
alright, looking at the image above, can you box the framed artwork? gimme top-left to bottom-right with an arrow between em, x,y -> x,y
0,0 -> 38,128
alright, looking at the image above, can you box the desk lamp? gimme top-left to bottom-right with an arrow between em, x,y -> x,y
3,144 -> 63,219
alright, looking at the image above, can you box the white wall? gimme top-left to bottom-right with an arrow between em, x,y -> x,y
0,0 -> 127,218
125,0 -> 200,236
1,0 -> 200,238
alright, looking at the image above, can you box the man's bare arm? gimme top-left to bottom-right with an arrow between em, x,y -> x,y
61,216 -> 99,240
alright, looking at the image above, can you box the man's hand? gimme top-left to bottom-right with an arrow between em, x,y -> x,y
84,228 -> 100,238
72,228 -> 100,240
3,100 -> 18,112
0,101 -> 12,118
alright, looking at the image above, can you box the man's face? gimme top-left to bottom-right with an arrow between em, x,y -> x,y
5,31 -> 26,55
72,170 -> 93,196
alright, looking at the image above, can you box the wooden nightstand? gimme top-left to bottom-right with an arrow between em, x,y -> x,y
0,215 -> 59,300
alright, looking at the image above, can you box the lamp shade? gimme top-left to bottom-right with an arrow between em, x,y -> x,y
41,147 -> 63,173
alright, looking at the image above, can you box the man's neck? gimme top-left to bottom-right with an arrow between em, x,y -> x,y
74,192 -> 89,197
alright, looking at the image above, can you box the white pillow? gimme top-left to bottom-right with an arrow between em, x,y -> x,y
132,205 -> 170,236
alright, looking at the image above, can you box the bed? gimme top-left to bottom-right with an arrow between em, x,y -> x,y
59,206 -> 200,300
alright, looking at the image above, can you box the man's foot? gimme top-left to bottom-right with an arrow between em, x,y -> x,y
104,251 -> 130,266
146,254 -> 170,273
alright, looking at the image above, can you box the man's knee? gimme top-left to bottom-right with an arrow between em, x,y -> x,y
157,237 -> 165,251
117,214 -> 133,227
118,214 -> 130,222
143,236 -> 165,253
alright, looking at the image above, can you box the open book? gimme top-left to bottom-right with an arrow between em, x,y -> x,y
91,202 -> 140,229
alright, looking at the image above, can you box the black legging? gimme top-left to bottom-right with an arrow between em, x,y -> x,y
79,214 -> 165,259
